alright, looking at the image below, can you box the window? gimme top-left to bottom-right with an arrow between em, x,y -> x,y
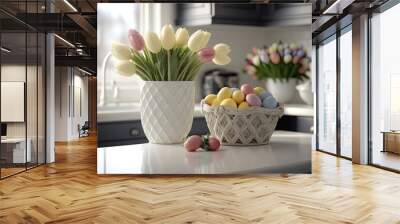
317,36 -> 337,154
97,4 -> 143,110
370,3 -> 400,171
339,28 -> 352,158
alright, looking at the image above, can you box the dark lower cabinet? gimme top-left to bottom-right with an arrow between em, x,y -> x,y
98,118 -> 210,147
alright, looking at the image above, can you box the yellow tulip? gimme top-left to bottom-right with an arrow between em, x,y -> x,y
115,60 -> 136,76
111,42 -> 132,61
175,27 -> 189,47
144,32 -> 161,53
160,24 -> 175,50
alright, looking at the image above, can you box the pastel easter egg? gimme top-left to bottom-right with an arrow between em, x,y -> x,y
253,87 -> 266,95
221,98 -> 237,108
208,137 -> 221,151
184,135 -> 202,152
232,90 -> 245,104
240,84 -> 253,96
259,91 -> 272,100
211,98 -> 222,107
238,101 -> 250,109
246,93 -> 262,107
204,94 -> 217,105
262,96 -> 278,109
217,87 -> 233,101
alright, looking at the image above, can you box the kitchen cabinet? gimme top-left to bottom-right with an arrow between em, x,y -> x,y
98,118 -> 209,147
175,3 -> 311,27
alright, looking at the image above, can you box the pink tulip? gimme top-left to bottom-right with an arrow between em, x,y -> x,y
270,52 -> 280,64
298,66 -> 306,74
198,47 -> 215,63
293,56 -> 301,64
128,29 -> 145,51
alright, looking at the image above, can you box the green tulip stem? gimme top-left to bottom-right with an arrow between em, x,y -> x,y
167,50 -> 171,81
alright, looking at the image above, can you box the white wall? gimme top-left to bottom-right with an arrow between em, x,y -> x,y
55,67 -> 89,141
188,24 -> 312,101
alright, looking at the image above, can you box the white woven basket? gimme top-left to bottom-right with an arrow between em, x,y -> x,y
202,102 -> 284,145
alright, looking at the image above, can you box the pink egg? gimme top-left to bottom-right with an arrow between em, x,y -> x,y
208,137 -> 221,151
241,84 -> 253,96
184,135 -> 202,152
246,93 -> 262,107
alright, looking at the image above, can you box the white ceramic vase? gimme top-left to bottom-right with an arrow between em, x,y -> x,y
140,81 -> 195,144
296,81 -> 313,105
266,78 -> 297,103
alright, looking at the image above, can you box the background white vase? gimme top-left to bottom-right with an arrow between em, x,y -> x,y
140,81 -> 195,144
266,78 -> 297,103
296,81 -> 314,105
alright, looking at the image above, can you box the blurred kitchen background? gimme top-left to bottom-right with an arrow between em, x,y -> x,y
97,3 -> 313,147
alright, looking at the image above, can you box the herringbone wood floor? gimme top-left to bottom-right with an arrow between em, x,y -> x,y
1,135 -> 400,224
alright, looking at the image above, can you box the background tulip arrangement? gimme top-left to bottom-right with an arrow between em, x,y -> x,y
244,42 -> 310,81
111,24 -> 232,81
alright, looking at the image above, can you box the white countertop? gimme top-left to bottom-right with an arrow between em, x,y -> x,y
97,131 -> 311,174
98,104 -> 313,123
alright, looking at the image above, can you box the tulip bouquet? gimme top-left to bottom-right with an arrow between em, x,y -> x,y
244,42 -> 310,81
111,24 -> 231,81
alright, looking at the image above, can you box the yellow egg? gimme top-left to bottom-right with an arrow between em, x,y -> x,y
253,87 -> 266,96
211,98 -> 222,107
221,98 -> 237,108
232,90 -> 245,104
204,94 -> 217,105
238,101 -> 250,109
217,87 -> 233,101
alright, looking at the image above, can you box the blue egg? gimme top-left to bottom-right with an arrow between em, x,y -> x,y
262,96 -> 278,109
259,91 -> 272,100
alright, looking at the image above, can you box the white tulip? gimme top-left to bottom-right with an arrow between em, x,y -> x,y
284,55 -> 292,64
188,30 -> 204,52
115,60 -> 136,76
188,30 -> 211,52
144,32 -> 162,53
214,43 -> 231,56
213,54 -> 231,65
160,24 -> 175,50
252,56 -> 260,66
199,31 -> 211,49
111,42 -> 132,61
175,27 -> 189,47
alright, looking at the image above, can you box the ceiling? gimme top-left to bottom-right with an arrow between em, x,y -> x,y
1,0 -> 390,75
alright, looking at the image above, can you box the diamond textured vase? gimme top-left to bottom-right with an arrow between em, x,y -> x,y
266,78 -> 297,103
140,81 -> 195,144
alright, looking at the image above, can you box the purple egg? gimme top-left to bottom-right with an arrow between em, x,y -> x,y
246,94 -> 262,107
